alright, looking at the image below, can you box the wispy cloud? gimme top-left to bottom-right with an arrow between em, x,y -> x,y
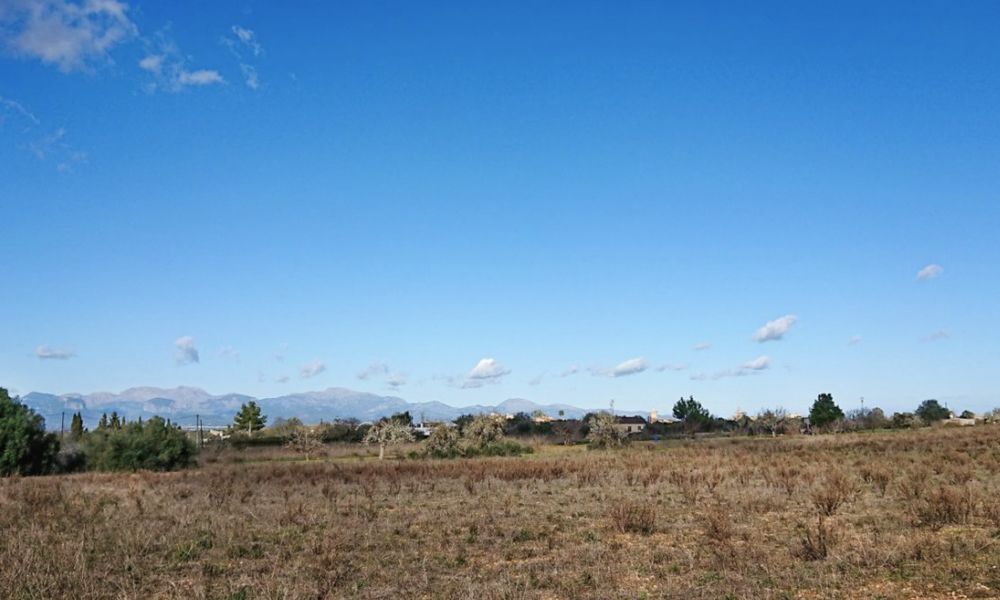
356,361 -> 407,388
1,96 -> 87,170
275,375 -> 290,384
590,357 -> 649,378
0,0 -> 138,72
460,357 -> 511,388
35,345 -> 75,360
921,330 -> 951,343
848,335 -> 863,346
693,342 -> 712,351
741,355 -> 771,371
655,362 -> 688,372
691,355 -> 770,380
174,336 -> 199,365
753,314 -> 798,343
916,264 -> 944,281
299,360 -> 325,379
222,24 -> 262,89
219,346 -> 240,361
559,365 -> 579,377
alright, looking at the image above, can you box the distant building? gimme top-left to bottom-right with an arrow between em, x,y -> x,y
614,415 -> 646,435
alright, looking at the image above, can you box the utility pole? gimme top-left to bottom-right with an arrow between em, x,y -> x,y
196,414 -> 201,449
60,411 -> 65,440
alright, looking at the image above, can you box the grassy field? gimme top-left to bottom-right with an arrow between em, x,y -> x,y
3,426 -> 1000,599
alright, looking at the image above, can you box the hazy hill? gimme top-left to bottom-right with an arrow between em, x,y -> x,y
19,386 -> 633,429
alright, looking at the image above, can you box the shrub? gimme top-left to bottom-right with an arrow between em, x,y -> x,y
607,500 -> 656,535
810,470 -> 857,516
84,416 -> 196,471
465,440 -> 533,458
0,387 -> 60,476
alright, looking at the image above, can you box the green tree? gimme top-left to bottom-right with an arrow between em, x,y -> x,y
0,388 -> 61,476
109,412 -> 121,430
915,399 -> 950,423
363,418 -> 414,460
232,401 -> 267,435
586,412 -> 627,448
98,413 -> 109,431
959,410 -> 976,419
70,412 -> 85,440
389,411 -> 414,427
673,396 -> 711,431
809,393 -> 845,429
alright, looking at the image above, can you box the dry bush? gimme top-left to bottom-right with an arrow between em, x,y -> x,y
4,424 -> 1000,599
607,500 -> 656,535
810,469 -> 858,516
796,515 -> 835,560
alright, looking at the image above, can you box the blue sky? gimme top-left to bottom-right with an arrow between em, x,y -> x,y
2,1 -> 998,416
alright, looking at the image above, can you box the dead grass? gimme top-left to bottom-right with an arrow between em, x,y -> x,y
2,426 -> 1000,598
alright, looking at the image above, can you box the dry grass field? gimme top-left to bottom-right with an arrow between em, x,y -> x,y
3,426 -> 1000,599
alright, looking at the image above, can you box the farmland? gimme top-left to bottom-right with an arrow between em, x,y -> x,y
3,426 -> 1000,599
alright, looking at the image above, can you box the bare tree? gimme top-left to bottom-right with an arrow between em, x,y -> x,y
586,412 -> 627,448
462,414 -> 506,448
756,408 -> 789,437
285,426 -> 324,461
364,419 -> 415,460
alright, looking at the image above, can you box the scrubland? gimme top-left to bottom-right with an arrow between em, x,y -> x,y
3,426 -> 1000,599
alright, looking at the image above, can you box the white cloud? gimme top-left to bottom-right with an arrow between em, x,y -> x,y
299,360 -> 325,379
611,357 -> 648,377
655,362 -> 688,372
174,336 -> 199,365
462,357 -> 510,388
753,314 -> 798,343
588,357 -> 649,378
693,342 -> 712,351
356,361 -> 407,388
1,0 -> 138,72
559,365 -> 579,377
742,355 -> 771,371
922,330 -> 951,342
917,264 -> 944,281
275,375 -> 290,384
848,335 -> 863,346
139,30 -> 225,92
137,53 -> 162,72
35,345 -> 75,359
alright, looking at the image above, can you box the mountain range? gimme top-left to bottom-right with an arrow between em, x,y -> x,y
19,386 -> 635,429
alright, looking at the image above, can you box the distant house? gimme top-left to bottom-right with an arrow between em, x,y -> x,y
614,415 -> 646,435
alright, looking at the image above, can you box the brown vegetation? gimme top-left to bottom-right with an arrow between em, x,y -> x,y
3,426 -> 1000,598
